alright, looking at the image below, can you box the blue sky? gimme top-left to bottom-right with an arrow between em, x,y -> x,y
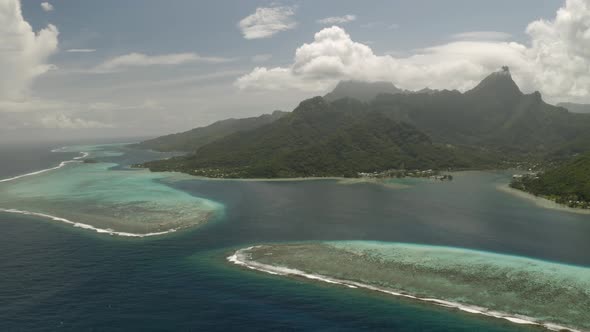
23,0 -> 559,65
2,0 -> 586,140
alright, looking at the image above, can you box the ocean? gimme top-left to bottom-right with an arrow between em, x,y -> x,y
1,140 -> 589,331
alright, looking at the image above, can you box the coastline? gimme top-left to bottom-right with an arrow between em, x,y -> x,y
0,147 -> 220,237
0,208 -> 179,237
228,245 -> 583,332
147,172 -> 426,189
0,159 -> 82,183
497,183 -> 590,215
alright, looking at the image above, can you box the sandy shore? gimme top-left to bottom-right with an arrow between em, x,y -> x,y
497,184 -> 590,215
176,175 -> 414,189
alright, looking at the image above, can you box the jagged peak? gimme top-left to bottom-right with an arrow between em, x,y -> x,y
466,66 -> 522,99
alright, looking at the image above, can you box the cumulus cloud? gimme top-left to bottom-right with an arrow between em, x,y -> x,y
237,0 -> 590,102
0,0 -> 59,101
236,26 -> 529,93
238,6 -> 296,39
40,2 -> 53,12
317,15 -> 356,25
525,0 -> 590,99
94,52 -> 233,73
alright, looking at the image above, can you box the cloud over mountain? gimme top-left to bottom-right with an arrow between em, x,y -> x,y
236,26 -> 530,93
237,0 -> 590,102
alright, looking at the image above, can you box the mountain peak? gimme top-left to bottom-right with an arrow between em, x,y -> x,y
466,66 -> 522,101
324,80 -> 403,102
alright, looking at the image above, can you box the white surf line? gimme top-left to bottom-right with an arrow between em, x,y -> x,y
73,152 -> 90,160
228,247 -> 581,332
0,151 -> 88,183
0,149 -> 180,238
0,208 -> 178,238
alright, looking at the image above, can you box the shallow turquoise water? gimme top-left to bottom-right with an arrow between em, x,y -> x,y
242,241 -> 590,329
0,144 -> 223,235
1,142 -> 589,331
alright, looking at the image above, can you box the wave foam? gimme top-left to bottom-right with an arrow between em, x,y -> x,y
228,247 -> 581,332
0,160 -> 81,183
73,152 -> 90,160
0,148 -> 179,237
0,208 -> 177,238
0,150 -> 90,184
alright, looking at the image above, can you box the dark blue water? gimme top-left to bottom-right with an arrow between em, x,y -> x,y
1,141 -> 589,331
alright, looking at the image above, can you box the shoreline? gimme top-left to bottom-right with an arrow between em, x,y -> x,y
0,159 -> 83,183
0,147 -> 215,237
0,208 -> 179,237
497,183 -> 590,215
228,246 -> 580,332
149,173 -> 436,188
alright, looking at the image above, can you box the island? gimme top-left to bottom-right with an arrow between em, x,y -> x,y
134,67 -> 590,181
510,152 -> 590,210
229,241 -> 590,331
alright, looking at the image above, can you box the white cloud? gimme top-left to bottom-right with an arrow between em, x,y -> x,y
252,54 -> 273,63
39,113 -> 113,129
237,26 -> 527,93
236,26 -> 530,92
237,0 -> 590,102
94,52 -> 233,73
0,0 -> 59,102
525,0 -> 590,99
238,6 -> 296,39
66,48 -> 96,53
452,31 -> 512,41
40,2 -> 53,12
317,15 -> 356,25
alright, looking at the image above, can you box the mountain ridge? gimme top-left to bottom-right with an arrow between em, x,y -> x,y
137,67 -> 590,178
324,80 -> 404,102
131,110 -> 287,152
143,97 -> 490,178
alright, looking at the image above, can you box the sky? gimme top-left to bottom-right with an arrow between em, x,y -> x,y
2,0 -> 588,141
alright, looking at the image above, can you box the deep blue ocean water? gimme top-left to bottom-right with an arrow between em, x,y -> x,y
1,141 -> 589,331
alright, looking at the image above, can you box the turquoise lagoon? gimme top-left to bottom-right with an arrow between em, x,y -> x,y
0,144 -> 223,236
233,241 -> 590,331
2,143 -> 590,331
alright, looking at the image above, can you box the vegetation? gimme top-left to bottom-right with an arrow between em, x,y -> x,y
558,102 -> 590,114
324,80 -> 403,102
142,97 -> 498,178
510,152 -> 590,209
130,110 -> 286,152
137,67 -> 590,182
369,68 -> 590,155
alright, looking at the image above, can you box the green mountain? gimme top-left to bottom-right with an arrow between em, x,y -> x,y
324,80 -> 403,102
131,110 -> 287,152
511,152 -> 590,208
557,102 -> 590,114
140,67 -> 590,179
370,67 -> 590,155
143,97 -> 491,178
